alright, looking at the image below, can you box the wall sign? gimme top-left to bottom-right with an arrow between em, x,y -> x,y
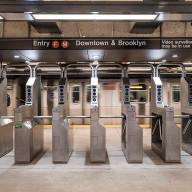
0,38 -> 192,50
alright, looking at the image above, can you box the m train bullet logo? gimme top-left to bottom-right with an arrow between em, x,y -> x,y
61,41 -> 69,48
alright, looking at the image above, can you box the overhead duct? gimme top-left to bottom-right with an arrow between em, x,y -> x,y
130,22 -> 160,34
30,22 -> 61,34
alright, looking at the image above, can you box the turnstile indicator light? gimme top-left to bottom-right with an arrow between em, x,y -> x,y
15,123 -> 22,129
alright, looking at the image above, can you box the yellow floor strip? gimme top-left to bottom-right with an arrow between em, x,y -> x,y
42,124 -> 181,129
43,124 -> 151,129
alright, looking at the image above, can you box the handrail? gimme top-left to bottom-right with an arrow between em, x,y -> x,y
0,114 -> 190,120
156,62 -> 186,78
124,63 -> 156,77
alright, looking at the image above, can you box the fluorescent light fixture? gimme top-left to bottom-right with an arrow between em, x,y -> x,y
14,55 -> 20,58
32,14 -> 157,21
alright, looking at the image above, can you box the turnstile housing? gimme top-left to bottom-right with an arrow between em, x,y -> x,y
90,107 -> 106,163
52,105 -> 73,163
0,76 -> 13,157
14,105 -> 44,163
122,105 -> 143,163
0,119 -> 13,157
181,77 -> 192,154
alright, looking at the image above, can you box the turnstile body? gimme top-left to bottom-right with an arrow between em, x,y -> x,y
0,76 -> 13,157
0,119 -> 13,157
52,77 -> 73,163
90,107 -> 106,162
122,105 -> 143,163
14,105 -> 43,163
121,77 -> 143,163
151,77 -> 181,162
181,77 -> 192,154
52,105 -> 73,163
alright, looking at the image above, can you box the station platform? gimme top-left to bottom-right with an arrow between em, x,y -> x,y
0,127 -> 192,192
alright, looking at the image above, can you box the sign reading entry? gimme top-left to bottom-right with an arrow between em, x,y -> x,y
32,39 -> 155,49
1,38 -> 192,50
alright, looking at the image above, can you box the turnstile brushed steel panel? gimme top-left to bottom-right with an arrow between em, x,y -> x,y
181,77 -> 192,155
14,105 -> 44,164
0,120 -> 13,157
90,107 -> 106,163
151,77 -> 181,163
52,105 -> 73,163
122,105 -> 143,163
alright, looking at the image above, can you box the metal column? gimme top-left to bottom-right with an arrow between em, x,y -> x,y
90,61 -> 106,163
121,77 -> 143,163
0,64 -> 13,157
52,76 -> 73,163
151,76 -> 181,162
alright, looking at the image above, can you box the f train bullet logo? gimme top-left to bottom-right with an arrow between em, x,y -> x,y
52,40 -> 60,48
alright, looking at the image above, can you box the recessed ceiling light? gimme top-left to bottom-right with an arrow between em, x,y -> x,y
14,55 -> 20,58
93,55 -> 100,60
24,11 -> 33,14
0,15 -> 4,20
172,54 -> 178,58
91,12 -> 99,14
32,14 -> 158,21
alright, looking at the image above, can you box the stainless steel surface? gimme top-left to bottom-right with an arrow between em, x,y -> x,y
0,119 -> 13,158
121,77 -> 143,163
0,116 -> 14,119
34,116 -> 52,119
52,78 -> 73,163
151,77 -> 181,163
90,63 -> 106,163
0,74 -> 13,158
14,105 -> 44,164
90,107 -> 106,163
52,105 -> 73,163
181,77 -> 192,155
25,76 -> 41,116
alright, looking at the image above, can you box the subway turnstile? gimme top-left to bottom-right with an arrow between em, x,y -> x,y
14,105 -> 43,163
151,77 -> 181,162
14,70 -> 44,164
181,77 -> 192,154
90,106 -> 106,162
0,69 -> 13,157
90,62 -> 106,163
52,78 -> 73,163
121,77 -> 143,163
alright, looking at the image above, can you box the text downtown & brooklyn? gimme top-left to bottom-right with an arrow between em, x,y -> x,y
75,40 -> 147,47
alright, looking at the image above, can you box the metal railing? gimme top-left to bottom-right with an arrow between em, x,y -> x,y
0,114 -> 191,120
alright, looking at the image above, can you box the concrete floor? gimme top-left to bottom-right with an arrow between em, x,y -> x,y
0,127 -> 192,192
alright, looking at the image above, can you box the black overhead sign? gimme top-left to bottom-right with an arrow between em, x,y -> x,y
0,38 -> 192,50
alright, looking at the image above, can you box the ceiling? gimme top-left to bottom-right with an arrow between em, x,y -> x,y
0,1 -> 192,64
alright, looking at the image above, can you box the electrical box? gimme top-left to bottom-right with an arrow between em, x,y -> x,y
58,78 -> 66,105
153,77 -> 163,105
25,77 -> 36,105
91,77 -> 98,106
